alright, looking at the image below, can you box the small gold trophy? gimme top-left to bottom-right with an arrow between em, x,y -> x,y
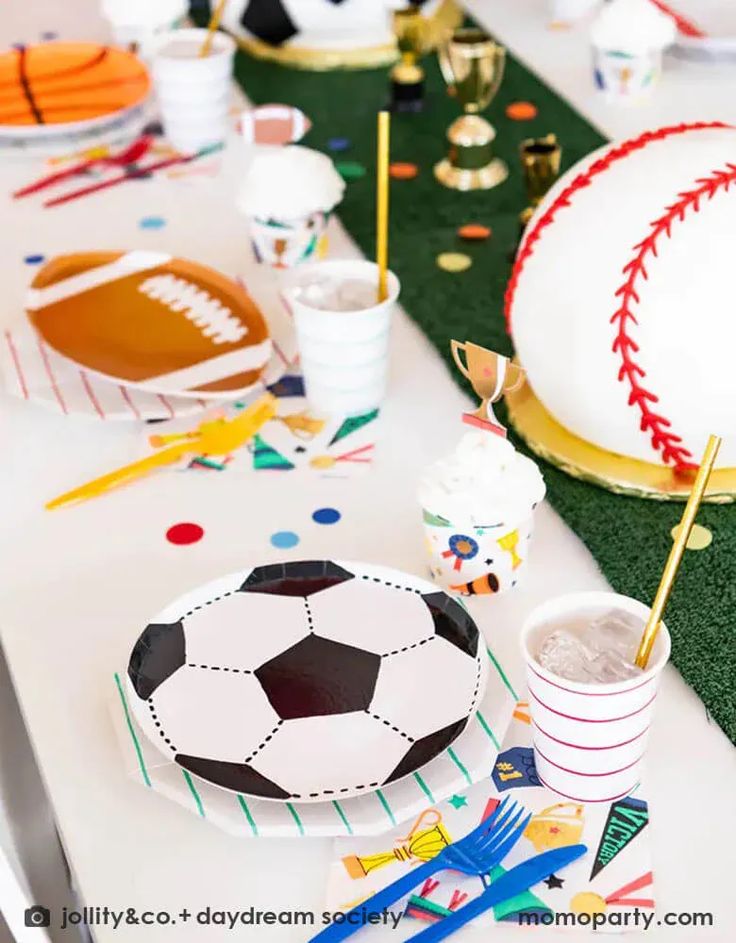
451,339 -> 525,435
435,28 -> 508,191
519,133 -> 562,227
390,5 -> 427,113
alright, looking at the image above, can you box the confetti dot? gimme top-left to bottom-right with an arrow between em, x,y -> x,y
139,216 -> 166,230
389,162 -> 419,180
166,522 -> 204,545
436,252 -> 472,273
312,507 -> 341,525
458,223 -> 491,241
328,136 -> 351,152
671,522 -> 713,551
336,161 -> 366,181
506,101 -> 538,121
24,254 -> 45,265
271,530 -> 300,549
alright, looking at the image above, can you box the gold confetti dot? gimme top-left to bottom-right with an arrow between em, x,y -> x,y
671,522 -> 713,550
437,251 -> 472,273
310,455 -> 336,469
570,892 -> 607,916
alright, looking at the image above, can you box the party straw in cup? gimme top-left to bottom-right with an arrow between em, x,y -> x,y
376,111 -> 391,302
199,0 -> 227,57
634,433 -> 721,668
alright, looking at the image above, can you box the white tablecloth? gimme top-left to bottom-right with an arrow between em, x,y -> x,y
1,2 -> 734,941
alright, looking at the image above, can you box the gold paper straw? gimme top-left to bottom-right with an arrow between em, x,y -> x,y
199,0 -> 228,57
376,110 -> 391,302
634,433 -> 722,669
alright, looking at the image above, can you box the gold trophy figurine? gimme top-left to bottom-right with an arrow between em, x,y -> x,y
451,339 -> 525,435
519,133 -> 562,228
435,28 -> 508,191
390,5 -> 427,113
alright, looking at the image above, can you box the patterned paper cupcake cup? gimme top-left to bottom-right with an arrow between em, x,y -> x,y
248,211 -> 329,268
421,506 -> 536,596
592,45 -> 664,101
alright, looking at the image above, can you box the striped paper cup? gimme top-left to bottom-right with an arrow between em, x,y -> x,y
285,260 -> 399,417
521,591 -> 670,802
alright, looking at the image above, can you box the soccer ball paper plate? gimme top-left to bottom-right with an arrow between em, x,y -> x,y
26,252 -> 272,399
111,561 -> 516,836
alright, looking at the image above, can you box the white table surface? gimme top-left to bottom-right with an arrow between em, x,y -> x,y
1,2 -> 734,941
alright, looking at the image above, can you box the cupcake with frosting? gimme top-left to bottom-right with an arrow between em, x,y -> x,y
418,431 -> 545,596
102,0 -> 188,58
591,0 -> 676,101
237,145 -> 345,268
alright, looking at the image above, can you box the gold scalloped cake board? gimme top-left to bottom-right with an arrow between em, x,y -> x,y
232,0 -> 462,71
505,380 -> 736,503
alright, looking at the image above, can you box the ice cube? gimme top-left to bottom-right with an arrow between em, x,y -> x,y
299,278 -> 377,313
537,629 -> 600,683
536,619 -> 642,684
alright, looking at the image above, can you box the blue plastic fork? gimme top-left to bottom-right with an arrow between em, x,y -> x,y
310,797 -> 531,943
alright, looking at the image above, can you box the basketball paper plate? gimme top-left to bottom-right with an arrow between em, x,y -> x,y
0,43 -> 150,139
125,560 -> 487,802
26,251 -> 272,398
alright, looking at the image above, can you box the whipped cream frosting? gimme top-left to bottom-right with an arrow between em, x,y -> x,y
102,0 -> 187,28
237,145 -> 346,221
418,431 -> 546,525
591,0 -> 676,53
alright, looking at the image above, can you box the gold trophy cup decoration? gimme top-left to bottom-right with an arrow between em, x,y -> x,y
435,28 -> 508,190
519,133 -> 562,227
451,339 -> 525,434
390,5 -> 428,112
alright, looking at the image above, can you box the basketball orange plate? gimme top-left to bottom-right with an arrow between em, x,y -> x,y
0,43 -> 150,140
26,252 -> 272,399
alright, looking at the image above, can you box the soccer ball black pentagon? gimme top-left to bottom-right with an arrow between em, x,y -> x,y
213,0 -> 444,50
127,560 -> 486,801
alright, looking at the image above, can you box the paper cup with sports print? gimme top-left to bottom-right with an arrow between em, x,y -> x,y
238,146 -> 345,268
590,0 -> 675,102
521,591 -> 671,802
152,28 -> 235,152
418,432 -> 546,597
284,259 -> 399,416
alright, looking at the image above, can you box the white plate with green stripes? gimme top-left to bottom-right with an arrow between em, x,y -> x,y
110,638 -> 517,837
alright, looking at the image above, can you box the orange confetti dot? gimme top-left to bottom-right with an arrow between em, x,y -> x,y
458,223 -> 492,241
506,101 -> 538,121
389,161 -> 419,180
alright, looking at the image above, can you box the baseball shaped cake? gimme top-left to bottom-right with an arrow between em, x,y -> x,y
507,122 -> 736,470
26,251 -> 272,398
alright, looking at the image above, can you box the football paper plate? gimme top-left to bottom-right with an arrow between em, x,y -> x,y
0,43 -> 150,140
26,251 -> 272,399
125,560 -> 488,803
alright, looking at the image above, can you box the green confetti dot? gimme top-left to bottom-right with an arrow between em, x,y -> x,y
336,161 -> 367,181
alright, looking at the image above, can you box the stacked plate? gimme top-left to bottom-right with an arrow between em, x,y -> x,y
111,560 -> 517,837
666,0 -> 736,61
5,250 -> 294,421
0,42 -> 151,151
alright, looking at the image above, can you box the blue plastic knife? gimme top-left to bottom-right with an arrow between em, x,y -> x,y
409,844 -> 588,942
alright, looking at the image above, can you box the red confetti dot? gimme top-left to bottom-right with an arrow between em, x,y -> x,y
166,522 -> 204,545
506,101 -> 538,121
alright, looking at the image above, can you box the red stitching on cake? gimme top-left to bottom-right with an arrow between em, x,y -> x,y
611,163 -> 736,470
504,122 -> 729,335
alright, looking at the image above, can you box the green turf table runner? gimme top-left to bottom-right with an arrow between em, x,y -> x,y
220,24 -> 736,744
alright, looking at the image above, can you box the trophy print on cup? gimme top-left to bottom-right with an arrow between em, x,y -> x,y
451,339 -> 525,436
